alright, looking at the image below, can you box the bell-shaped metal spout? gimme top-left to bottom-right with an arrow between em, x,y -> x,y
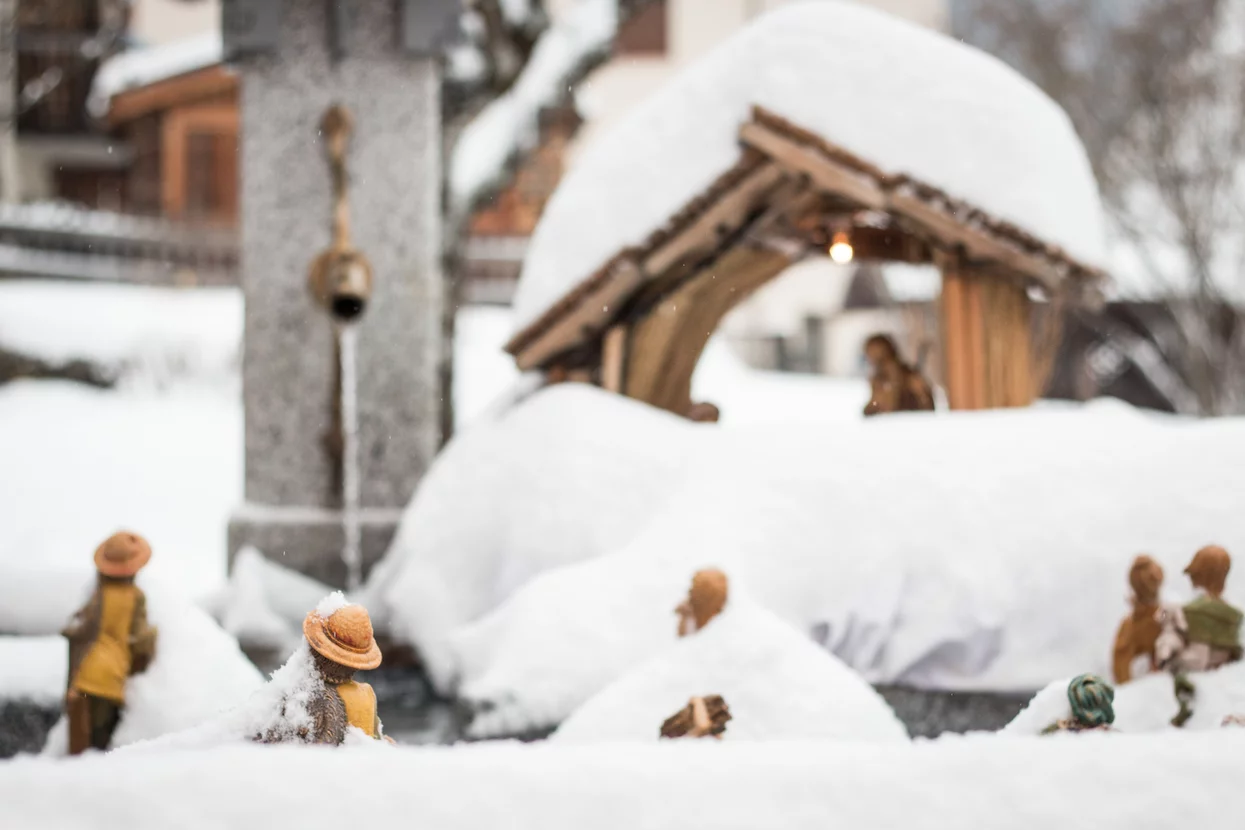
308,104 -> 372,324
309,246 -> 373,323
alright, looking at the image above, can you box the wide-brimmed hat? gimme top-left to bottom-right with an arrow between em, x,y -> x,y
94,531 -> 152,577
303,604 -> 382,671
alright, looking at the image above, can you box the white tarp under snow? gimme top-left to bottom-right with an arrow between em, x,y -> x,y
4,734 -> 1245,829
512,0 -> 1105,333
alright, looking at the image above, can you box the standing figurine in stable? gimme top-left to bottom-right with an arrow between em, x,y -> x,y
675,569 -> 729,637
1042,674 -> 1115,734
862,334 -> 935,416
660,695 -> 732,739
1112,555 -> 1164,683
1158,546 -> 1242,727
262,603 -> 391,744
62,531 -> 159,754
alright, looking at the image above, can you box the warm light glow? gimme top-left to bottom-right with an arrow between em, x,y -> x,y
828,231 -> 854,264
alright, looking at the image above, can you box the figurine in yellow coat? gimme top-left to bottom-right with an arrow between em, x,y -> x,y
62,531 -> 159,754
296,604 -> 391,744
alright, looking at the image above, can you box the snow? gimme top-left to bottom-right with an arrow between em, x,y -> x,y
362,384 -> 699,684
201,547 -> 334,652
0,381 -> 242,624
513,1 -> 1105,333
0,636 -> 65,706
1006,664 -> 1245,736
89,32 -> 224,117
0,280 -> 240,390
550,590 -> 908,744
372,384 -> 1245,734
4,733 -> 1245,829
450,0 -> 619,213
40,582 -> 263,755
116,642 -> 323,751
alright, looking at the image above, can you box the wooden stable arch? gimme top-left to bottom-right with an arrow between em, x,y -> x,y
506,107 -> 1104,416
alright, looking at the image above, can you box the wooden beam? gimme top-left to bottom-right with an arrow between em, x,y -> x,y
513,259 -> 644,371
108,65 -> 238,127
601,324 -> 628,393
642,162 -> 786,277
626,245 -> 791,413
739,121 -> 887,211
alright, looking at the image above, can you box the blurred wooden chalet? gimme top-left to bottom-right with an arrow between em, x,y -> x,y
504,106 -> 1106,414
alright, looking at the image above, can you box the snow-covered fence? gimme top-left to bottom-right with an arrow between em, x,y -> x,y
0,203 -> 237,286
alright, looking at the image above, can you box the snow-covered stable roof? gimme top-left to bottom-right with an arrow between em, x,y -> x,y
508,1 -> 1107,351
89,32 -> 224,118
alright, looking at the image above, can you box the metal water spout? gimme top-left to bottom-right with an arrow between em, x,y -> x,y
308,104 -> 372,323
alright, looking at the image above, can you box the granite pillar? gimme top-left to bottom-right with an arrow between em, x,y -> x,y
227,0 -> 443,587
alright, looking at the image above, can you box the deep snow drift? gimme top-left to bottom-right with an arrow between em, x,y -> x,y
1005,664 -> 1245,736
550,589 -> 908,745
513,0 -> 1104,332
41,581 -> 262,754
4,733 -> 1245,829
372,383 -> 1245,734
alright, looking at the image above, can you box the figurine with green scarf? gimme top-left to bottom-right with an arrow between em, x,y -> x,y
1042,674 -> 1116,734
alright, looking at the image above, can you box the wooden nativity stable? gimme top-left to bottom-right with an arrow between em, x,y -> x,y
503,5 -> 1108,417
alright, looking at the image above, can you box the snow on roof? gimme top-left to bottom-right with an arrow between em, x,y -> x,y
89,32 -> 224,117
7,733 -> 1245,829
449,0 -> 618,213
512,1 -> 1106,334
551,593 -> 908,744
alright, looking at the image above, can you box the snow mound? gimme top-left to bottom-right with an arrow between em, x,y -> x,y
202,547 -> 334,652
42,583 -> 263,755
5,734 -> 1245,829
551,591 -> 907,744
1006,664 -> 1245,735
0,281 -> 240,390
513,0 -> 1104,332
0,636 -> 66,706
363,384 -> 700,690
376,387 -> 1245,731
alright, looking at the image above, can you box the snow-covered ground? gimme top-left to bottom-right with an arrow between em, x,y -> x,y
550,588 -> 908,745
372,382 -> 1245,734
5,733 -> 1245,829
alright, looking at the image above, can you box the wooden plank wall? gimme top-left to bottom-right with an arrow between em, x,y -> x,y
939,260 -> 1035,409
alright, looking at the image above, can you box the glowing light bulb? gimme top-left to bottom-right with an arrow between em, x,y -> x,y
828,231 -> 854,264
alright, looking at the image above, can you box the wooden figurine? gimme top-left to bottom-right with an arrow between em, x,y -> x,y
62,531 -> 159,754
686,402 -> 721,423
260,603 -> 393,745
1041,674 -> 1115,734
675,569 -> 729,637
1112,555 -> 1164,683
862,334 -> 935,416
660,695 -> 732,739
1159,546 -> 1242,727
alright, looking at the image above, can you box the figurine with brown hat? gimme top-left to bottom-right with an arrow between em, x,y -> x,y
1158,545 -> 1243,727
61,530 -> 159,754
263,600 -> 391,745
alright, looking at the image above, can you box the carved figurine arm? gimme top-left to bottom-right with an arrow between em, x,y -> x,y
306,688 -> 348,746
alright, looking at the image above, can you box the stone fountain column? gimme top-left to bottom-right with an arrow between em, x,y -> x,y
226,0 -> 448,587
